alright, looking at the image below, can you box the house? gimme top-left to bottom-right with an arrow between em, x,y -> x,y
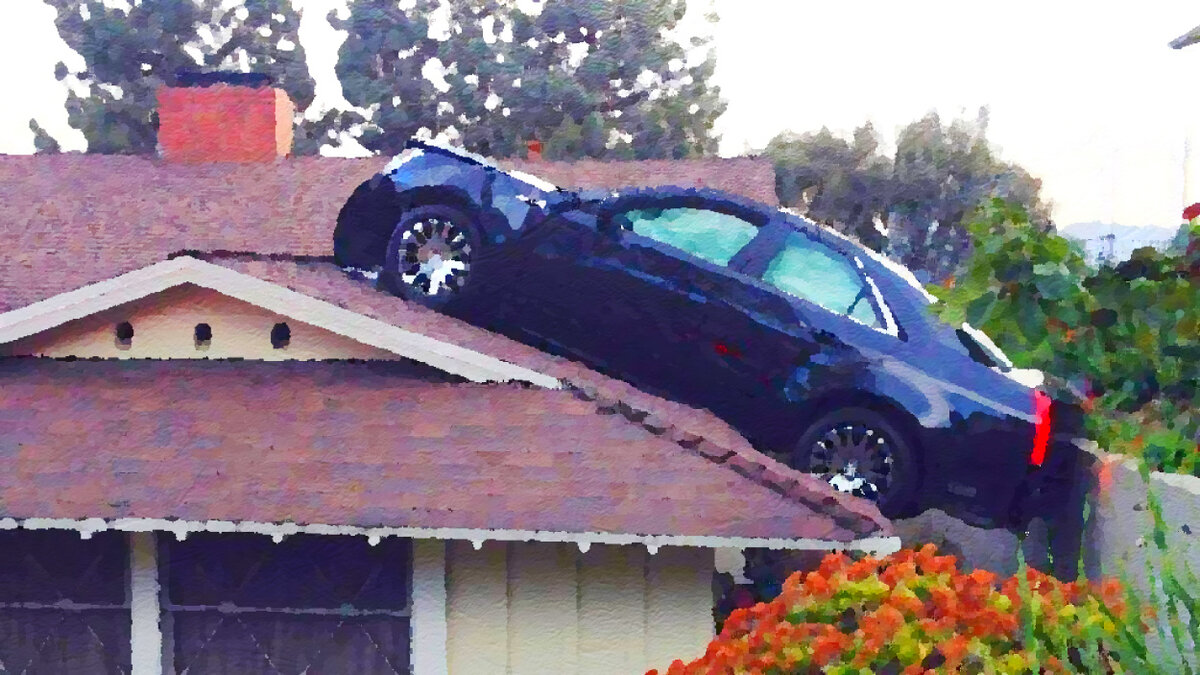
0,79 -> 897,675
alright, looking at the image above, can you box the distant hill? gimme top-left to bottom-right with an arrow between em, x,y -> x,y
1058,221 -> 1176,265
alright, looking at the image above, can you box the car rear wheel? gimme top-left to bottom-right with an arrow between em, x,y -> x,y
792,407 -> 920,518
381,205 -> 480,305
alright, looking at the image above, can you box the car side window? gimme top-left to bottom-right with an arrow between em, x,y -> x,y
761,232 -> 883,329
616,207 -> 758,266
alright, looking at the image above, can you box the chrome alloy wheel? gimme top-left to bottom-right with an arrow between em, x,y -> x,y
397,217 -> 473,297
807,422 -> 895,501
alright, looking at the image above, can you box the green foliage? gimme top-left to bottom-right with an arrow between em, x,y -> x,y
929,198 -> 1093,381
936,200 -> 1200,474
766,111 -> 1050,280
1060,467 -> 1200,673
766,124 -> 892,251
46,0 -> 316,154
334,0 -> 725,158
29,119 -> 61,154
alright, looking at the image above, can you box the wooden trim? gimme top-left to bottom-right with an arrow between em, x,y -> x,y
6,517 -> 902,555
0,256 -> 560,388
129,532 -> 163,675
411,539 -> 449,675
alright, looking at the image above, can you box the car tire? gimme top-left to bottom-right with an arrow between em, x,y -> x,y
791,407 -> 921,518
380,205 -> 483,306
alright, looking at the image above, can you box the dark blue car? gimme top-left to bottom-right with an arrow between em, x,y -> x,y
333,139 -> 1083,527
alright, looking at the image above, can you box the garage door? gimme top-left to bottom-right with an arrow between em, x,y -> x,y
162,533 -> 412,675
0,529 -> 131,674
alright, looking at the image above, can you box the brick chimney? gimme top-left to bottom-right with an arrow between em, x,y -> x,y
157,72 -> 294,163
526,139 -> 543,161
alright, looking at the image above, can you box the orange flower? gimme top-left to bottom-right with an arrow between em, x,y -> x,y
803,570 -> 831,596
811,631 -> 850,666
881,560 -> 919,586
819,552 -> 851,577
938,634 -> 970,667
967,568 -> 997,587
845,556 -> 880,581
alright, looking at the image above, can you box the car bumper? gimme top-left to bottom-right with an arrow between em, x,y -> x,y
918,425 -> 1082,529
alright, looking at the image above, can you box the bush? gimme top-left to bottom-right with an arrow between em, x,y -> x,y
931,199 -> 1200,474
649,545 -> 1140,675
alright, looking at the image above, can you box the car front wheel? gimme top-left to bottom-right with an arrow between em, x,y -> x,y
791,407 -> 920,518
382,205 -> 481,304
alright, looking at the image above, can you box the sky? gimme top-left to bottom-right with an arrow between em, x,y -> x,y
1,0 -> 1199,230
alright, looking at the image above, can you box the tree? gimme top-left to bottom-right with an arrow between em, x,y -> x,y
332,0 -> 724,159
765,123 -> 892,251
889,111 -> 1051,281
766,110 -> 1051,280
46,0 -> 316,155
930,199 -> 1094,382
29,119 -> 61,154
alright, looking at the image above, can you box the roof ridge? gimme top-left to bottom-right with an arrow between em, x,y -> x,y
560,382 -> 890,538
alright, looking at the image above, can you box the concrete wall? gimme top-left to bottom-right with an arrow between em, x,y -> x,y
2,284 -> 399,361
444,541 -> 714,675
1082,453 -> 1200,588
1080,452 -> 1200,666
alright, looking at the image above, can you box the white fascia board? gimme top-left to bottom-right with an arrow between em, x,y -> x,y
0,256 -> 559,388
0,516 -> 901,556
0,257 -> 197,343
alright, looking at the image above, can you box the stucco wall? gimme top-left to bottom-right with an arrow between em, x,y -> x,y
2,284 -> 399,361
1080,452 -> 1199,664
444,541 -> 714,675
1083,453 -> 1200,588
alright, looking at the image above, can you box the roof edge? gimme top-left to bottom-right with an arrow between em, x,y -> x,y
0,256 -> 559,388
2,517 -> 901,555
559,383 -> 896,539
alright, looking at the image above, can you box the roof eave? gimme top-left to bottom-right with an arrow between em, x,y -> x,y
5,515 -> 902,555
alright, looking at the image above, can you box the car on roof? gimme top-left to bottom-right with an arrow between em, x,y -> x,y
333,139 -> 1084,528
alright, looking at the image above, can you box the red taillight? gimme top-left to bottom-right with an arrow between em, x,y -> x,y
1031,390 -> 1052,466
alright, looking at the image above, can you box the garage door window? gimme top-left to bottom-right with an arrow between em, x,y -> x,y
0,530 -> 130,674
162,533 -> 412,675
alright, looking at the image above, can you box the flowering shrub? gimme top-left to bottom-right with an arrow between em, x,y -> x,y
649,545 -> 1143,675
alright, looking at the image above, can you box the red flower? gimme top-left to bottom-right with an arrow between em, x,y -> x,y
1184,202 -> 1200,221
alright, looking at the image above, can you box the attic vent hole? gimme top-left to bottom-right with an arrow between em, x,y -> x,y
270,322 -> 291,349
114,321 -> 134,347
194,322 -> 212,347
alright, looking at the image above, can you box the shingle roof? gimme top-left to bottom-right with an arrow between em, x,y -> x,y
0,153 -> 895,547
0,153 -> 776,313
0,358 -> 885,544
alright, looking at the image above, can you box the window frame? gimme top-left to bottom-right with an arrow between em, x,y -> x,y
599,195 -> 770,269
751,225 -> 900,337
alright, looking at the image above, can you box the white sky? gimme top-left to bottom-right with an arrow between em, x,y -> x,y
2,0 -> 1199,229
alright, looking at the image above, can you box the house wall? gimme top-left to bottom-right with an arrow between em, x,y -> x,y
444,541 -> 714,675
1,284 -> 399,361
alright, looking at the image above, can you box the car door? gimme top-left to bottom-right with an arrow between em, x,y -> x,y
692,222 -> 895,444
517,193 -> 769,398
679,222 -> 825,443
